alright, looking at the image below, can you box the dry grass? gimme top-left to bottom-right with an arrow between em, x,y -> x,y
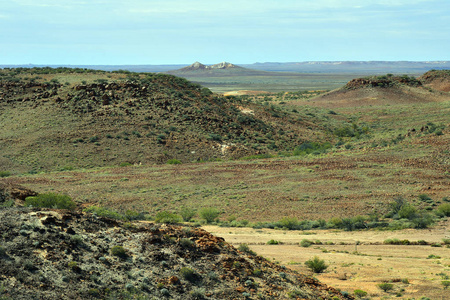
204,224 -> 450,300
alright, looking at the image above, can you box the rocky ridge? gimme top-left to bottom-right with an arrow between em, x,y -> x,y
0,206 -> 353,300
0,68 -> 330,171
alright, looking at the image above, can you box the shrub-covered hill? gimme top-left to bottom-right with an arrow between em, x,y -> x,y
307,73 -> 449,108
419,69 -> 450,92
0,68 -> 332,172
0,207 -> 353,300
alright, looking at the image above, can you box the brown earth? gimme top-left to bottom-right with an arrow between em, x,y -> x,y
204,223 -> 450,300
420,70 -> 450,92
299,75 -> 449,109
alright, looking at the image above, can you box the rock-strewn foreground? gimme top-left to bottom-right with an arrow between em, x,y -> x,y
0,207 -> 353,300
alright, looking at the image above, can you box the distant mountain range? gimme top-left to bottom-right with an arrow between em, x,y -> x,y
240,61 -> 450,74
1,61 -> 449,74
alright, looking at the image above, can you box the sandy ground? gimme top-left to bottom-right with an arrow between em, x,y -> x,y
203,221 -> 450,300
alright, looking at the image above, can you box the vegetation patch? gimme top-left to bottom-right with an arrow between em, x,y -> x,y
25,193 -> 76,210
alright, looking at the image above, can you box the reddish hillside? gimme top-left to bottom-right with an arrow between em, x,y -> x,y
419,70 -> 450,92
305,75 -> 448,108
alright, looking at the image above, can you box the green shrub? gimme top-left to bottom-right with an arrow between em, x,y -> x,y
238,243 -> 256,255
180,267 -> 197,282
267,239 -> 280,245
353,289 -> 368,298
67,261 -> 78,270
83,206 -> 124,220
389,196 -> 408,215
398,205 -> 417,220
124,210 -> 147,221
288,290 -> 307,298
25,193 -> 76,210
180,207 -> 196,222
412,213 -> 434,229
279,217 -> 298,230
341,218 -> 355,231
293,142 -> 332,156
442,280 -> 450,289
305,256 -> 328,273
199,207 -> 220,223
111,245 -> 127,258
253,269 -> 262,276
180,238 -> 194,248
0,171 -> 11,178
167,159 -> 182,165
418,194 -> 432,201
155,211 -> 181,224
300,239 -> 313,247
378,282 -> 394,292
0,246 -> 6,257
437,203 -> 450,217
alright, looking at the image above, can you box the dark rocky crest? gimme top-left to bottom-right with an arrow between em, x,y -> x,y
0,207 -> 353,299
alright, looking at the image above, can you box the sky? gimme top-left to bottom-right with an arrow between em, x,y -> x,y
1,0 -> 449,65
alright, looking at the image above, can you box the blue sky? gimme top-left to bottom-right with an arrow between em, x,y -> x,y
1,0 -> 449,65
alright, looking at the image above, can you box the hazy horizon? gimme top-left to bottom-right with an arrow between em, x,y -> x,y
1,1 -> 449,65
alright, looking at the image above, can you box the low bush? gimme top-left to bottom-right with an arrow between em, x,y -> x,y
293,141 -> 332,156
124,210 -> 147,221
267,239 -> 280,245
180,207 -> 196,222
111,245 -> 127,259
300,239 -> 313,247
288,290 -> 307,299
155,211 -> 181,224
278,217 -> 299,230
167,159 -> 182,165
25,193 -> 76,210
180,267 -> 197,282
305,256 -> 328,273
83,206 -> 124,220
442,280 -> 450,289
199,207 -> 220,223
180,238 -> 194,248
0,171 -> 11,178
378,282 -> 394,292
436,203 -> 450,217
238,243 -> 256,255
353,289 -> 368,298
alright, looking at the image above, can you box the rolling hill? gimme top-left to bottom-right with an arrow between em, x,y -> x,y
0,67 -> 337,173
305,74 -> 450,108
419,69 -> 450,92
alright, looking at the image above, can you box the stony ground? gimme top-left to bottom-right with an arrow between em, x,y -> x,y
0,206 -> 353,300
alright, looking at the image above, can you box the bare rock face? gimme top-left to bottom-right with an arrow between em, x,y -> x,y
179,61 -> 208,71
0,207 -> 353,300
0,182 -> 37,205
209,62 -> 237,69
